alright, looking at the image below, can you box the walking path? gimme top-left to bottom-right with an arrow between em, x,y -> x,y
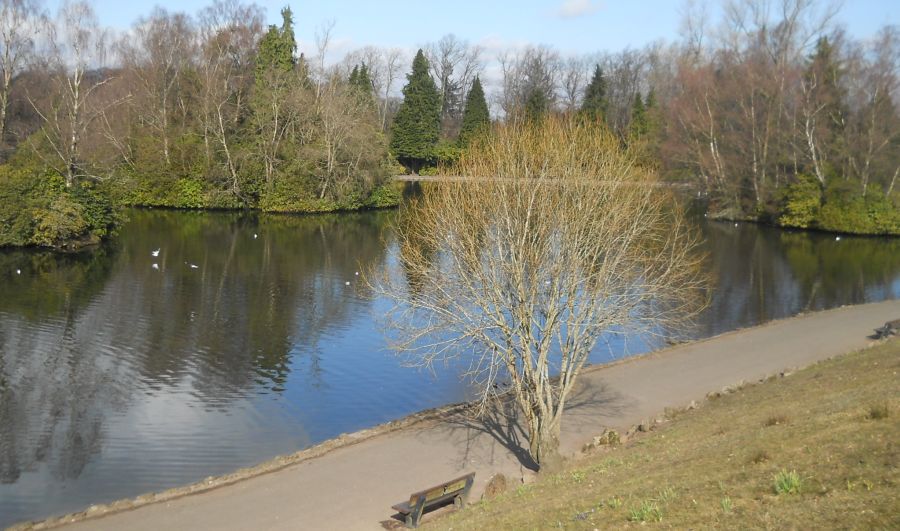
24,299 -> 900,531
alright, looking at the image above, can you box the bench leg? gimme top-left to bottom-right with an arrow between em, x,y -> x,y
406,497 -> 426,528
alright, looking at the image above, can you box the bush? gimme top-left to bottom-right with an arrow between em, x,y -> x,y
32,195 -> 89,247
779,174 -> 822,229
817,182 -> 900,235
0,163 -> 119,249
363,183 -> 402,209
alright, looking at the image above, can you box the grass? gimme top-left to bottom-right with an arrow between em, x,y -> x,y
430,340 -> 900,529
774,469 -> 803,495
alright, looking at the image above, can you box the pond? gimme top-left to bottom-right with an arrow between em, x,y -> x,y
1,208 -> 898,526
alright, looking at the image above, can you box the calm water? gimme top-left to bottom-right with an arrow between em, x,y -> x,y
1,208 -> 898,526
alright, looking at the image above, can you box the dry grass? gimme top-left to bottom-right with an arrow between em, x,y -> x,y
430,340 -> 900,529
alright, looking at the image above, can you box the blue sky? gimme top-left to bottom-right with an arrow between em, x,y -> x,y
48,0 -> 897,59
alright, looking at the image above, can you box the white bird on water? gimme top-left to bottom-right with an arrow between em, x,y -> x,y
734,223 -> 739,227
835,236 -> 841,241
16,269 -> 21,275
253,234 -> 258,239
355,271 -> 359,276
152,248 -> 160,257
190,264 -> 199,269
152,263 -> 159,270
345,281 -> 351,286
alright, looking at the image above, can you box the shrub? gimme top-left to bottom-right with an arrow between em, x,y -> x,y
817,182 -> 900,235
32,195 -> 90,248
779,174 -> 822,229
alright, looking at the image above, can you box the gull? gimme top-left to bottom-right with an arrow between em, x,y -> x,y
345,281 -> 351,286
189,264 -> 199,269
734,223 -> 738,227
152,263 -> 159,270
152,248 -> 160,257
355,271 -> 359,276
253,234 -> 258,239
835,236 -> 841,241
16,269 -> 21,275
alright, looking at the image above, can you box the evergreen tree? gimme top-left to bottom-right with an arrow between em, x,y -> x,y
349,63 -> 375,109
524,86 -> 549,123
390,50 -> 441,173
256,7 -> 296,81
458,76 -> 489,146
581,65 -> 608,123
629,92 -> 648,139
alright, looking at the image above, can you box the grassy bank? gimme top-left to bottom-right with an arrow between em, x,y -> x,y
434,339 -> 899,529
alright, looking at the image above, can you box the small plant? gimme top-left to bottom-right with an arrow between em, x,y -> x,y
605,496 -> 622,509
867,403 -> 889,420
658,486 -> 677,503
721,496 -> 733,514
628,500 -> 663,523
774,469 -> 802,495
515,484 -> 532,497
571,470 -> 586,483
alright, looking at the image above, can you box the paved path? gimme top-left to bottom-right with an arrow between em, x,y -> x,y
37,300 -> 900,531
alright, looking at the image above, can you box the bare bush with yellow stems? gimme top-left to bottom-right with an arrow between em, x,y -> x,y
375,116 -> 708,468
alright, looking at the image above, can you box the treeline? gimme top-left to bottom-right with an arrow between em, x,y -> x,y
0,1 -> 402,248
0,0 -> 898,249
466,2 -> 899,234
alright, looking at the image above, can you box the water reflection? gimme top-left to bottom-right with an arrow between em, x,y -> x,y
0,210 -> 897,527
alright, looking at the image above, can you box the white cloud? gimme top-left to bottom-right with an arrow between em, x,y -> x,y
558,0 -> 602,18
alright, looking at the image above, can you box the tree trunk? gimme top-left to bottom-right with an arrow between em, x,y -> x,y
527,413 -> 561,470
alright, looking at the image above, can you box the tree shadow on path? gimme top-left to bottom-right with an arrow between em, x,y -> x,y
431,378 -> 630,473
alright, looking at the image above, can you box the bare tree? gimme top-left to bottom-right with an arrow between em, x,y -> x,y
0,0 -> 41,144
119,7 -> 195,167
197,0 -> 263,202
376,117 -> 707,467
29,0 -> 124,188
561,56 -> 589,112
424,34 -> 483,137
499,45 -> 561,118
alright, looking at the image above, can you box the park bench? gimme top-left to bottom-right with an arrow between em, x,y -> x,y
874,319 -> 900,339
391,472 -> 475,528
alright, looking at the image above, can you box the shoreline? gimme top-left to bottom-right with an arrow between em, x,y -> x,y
11,300 -> 899,530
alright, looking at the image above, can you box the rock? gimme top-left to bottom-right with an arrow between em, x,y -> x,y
638,420 -> 651,432
687,400 -> 699,410
593,429 -> 621,446
482,473 -> 508,500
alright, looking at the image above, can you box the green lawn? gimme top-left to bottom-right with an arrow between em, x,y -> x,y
432,340 -> 900,529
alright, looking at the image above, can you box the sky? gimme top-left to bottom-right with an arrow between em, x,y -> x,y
45,0 -> 898,61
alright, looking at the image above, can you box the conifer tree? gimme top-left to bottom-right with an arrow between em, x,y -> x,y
581,65 -> 608,123
349,63 -> 375,109
524,87 -> 549,123
256,7 -> 296,81
458,76 -> 489,146
629,92 -> 648,139
390,50 -> 441,173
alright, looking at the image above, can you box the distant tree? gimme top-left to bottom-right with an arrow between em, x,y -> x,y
629,92 -> 648,139
0,0 -> 41,145
390,49 -> 441,173
801,36 -> 846,185
580,65 -> 608,123
457,76 -> 489,146
256,6 -> 295,80
524,86 -> 549,122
